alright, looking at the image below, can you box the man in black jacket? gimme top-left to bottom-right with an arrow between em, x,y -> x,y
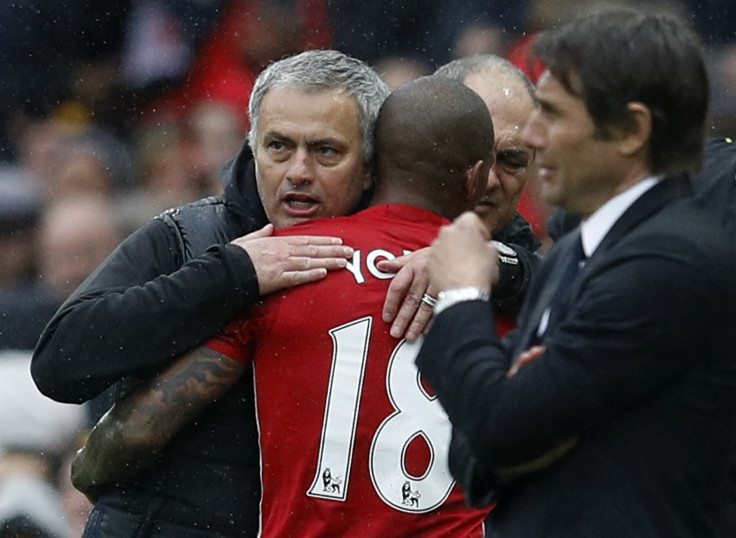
31,49 -> 389,538
416,9 -> 736,537
544,135 -> 736,538
71,74 -> 496,538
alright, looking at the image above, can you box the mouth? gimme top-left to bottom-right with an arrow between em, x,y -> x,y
281,192 -> 320,218
474,198 -> 498,214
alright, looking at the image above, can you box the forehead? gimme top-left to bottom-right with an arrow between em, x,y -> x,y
464,71 -> 535,146
258,86 -> 362,141
536,71 -> 584,109
536,71 -> 597,136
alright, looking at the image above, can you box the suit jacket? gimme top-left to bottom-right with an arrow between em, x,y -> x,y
693,137 -> 736,239
417,178 -> 736,538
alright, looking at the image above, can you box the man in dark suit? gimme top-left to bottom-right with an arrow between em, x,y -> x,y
416,8 -> 736,538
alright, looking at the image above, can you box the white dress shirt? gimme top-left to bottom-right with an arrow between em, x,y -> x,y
580,176 -> 662,258
537,176 -> 662,337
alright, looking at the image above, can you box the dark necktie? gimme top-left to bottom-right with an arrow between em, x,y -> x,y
537,231 -> 586,337
553,232 -> 586,308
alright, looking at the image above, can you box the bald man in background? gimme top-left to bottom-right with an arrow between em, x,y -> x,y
381,55 -> 541,339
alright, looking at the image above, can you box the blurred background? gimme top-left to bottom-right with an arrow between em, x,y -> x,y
0,0 -> 734,535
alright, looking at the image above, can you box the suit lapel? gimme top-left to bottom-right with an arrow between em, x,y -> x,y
512,230 -> 581,356
595,177 -> 691,256
511,177 -> 691,357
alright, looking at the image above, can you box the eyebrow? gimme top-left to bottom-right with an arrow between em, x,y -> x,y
261,131 -> 347,148
261,130 -> 292,143
538,98 -> 559,116
496,147 -> 532,158
307,137 -> 347,148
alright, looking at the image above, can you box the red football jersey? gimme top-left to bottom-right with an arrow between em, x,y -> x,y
208,205 -> 488,537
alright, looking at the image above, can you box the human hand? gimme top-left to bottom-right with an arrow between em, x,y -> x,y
428,212 -> 497,294
507,345 -> 545,377
377,248 -> 434,341
231,224 -> 354,296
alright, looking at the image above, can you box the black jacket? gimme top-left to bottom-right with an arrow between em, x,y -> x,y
493,211 -> 541,316
692,136 -> 736,238
417,178 -> 736,537
32,144 -> 267,537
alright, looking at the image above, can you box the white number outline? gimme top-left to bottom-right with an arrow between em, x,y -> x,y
306,317 -> 454,513
307,317 -> 371,501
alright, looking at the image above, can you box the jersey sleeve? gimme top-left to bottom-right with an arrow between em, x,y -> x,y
205,311 -> 257,365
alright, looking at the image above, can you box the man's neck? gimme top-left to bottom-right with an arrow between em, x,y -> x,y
579,164 -> 653,219
368,187 -> 453,221
579,175 -> 661,257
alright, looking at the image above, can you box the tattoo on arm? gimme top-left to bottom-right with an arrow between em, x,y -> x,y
72,347 -> 246,496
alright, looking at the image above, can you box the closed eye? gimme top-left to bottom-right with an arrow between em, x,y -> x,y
496,148 -> 533,173
317,146 -> 338,156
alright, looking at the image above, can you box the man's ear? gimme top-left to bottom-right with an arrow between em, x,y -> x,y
465,160 -> 487,204
618,102 -> 652,158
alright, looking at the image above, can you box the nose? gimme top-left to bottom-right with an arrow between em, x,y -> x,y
486,165 -> 501,192
521,109 -> 545,151
286,148 -> 315,186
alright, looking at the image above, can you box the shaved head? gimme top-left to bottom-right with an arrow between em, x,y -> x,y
374,76 -> 495,203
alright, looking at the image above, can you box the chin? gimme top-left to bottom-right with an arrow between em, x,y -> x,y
480,216 -> 497,234
540,187 -> 562,208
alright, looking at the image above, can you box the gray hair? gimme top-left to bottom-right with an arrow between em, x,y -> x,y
434,55 -> 538,106
248,50 -> 390,164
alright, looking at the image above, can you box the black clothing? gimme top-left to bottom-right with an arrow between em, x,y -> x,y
493,211 -> 542,316
32,144 -> 266,537
692,136 -> 736,237
418,178 -> 736,537
543,136 -> 736,538
82,504 -> 240,538
691,136 -> 736,538
545,206 -> 581,242
495,211 -> 541,254
0,284 -> 59,351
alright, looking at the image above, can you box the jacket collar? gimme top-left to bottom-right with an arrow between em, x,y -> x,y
594,176 -> 692,258
219,143 -> 268,234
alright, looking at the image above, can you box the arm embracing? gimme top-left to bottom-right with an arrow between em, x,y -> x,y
71,346 -> 246,498
31,218 -> 259,403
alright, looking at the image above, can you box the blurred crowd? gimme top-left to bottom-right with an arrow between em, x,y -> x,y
0,0 -> 735,536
